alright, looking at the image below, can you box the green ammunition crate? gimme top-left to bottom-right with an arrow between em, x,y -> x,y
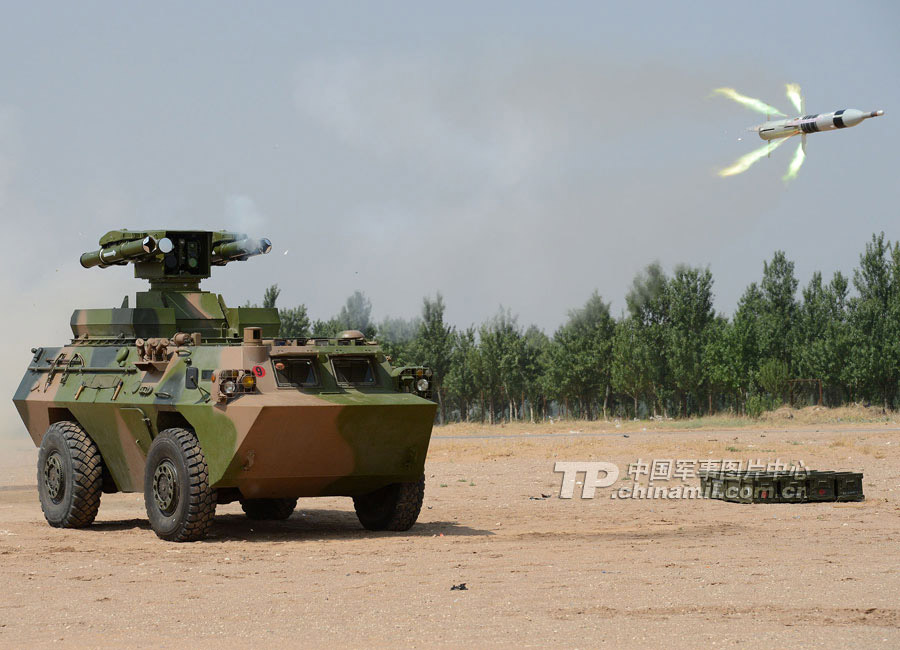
722,474 -> 744,502
834,472 -> 865,502
708,476 -> 726,499
698,470 -> 726,499
777,475 -> 808,503
698,471 -> 710,497
807,471 -> 836,502
751,473 -> 778,503
736,474 -> 759,503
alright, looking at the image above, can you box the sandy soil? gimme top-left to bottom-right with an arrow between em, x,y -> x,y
1,420 -> 899,648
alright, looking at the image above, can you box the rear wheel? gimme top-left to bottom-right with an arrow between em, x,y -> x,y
37,421 -> 103,528
353,475 -> 425,531
239,497 -> 297,520
144,428 -> 216,542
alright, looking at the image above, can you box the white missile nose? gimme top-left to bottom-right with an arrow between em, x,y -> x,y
871,110 -> 884,117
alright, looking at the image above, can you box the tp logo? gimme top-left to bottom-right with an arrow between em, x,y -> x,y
554,462 -> 619,498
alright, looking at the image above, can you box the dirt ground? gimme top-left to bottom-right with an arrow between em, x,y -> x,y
1,418 -> 899,648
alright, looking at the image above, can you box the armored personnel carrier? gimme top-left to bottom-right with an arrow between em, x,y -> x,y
13,230 -> 436,541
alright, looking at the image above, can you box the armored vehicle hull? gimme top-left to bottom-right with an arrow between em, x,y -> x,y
13,230 -> 437,541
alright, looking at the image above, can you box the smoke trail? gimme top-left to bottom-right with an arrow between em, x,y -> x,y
718,138 -> 787,177
785,83 -> 803,114
712,88 -> 785,116
783,140 -> 805,181
224,194 -> 267,237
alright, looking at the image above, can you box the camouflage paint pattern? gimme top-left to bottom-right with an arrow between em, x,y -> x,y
13,230 -> 437,500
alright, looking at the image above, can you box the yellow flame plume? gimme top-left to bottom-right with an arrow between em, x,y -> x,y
785,83 -> 803,114
719,138 -> 787,177
712,88 -> 785,116
783,140 -> 806,181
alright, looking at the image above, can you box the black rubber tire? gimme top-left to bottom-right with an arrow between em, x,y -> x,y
143,428 -> 216,542
353,475 -> 425,531
239,498 -> 298,521
37,421 -> 103,528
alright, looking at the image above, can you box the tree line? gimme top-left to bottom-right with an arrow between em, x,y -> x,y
250,232 -> 900,423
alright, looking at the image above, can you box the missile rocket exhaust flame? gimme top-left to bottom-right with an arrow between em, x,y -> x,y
718,138 -> 786,177
783,141 -> 806,182
712,87 -> 785,116
785,83 -> 803,114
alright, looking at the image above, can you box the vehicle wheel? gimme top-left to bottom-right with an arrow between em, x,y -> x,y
239,497 -> 298,520
353,475 -> 425,531
37,421 -> 103,528
144,428 -> 216,542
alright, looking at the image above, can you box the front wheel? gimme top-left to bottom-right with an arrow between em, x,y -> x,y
37,421 -> 103,528
144,428 -> 216,542
353,475 -> 425,531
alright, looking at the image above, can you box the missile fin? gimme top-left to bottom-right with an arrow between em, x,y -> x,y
785,83 -> 804,114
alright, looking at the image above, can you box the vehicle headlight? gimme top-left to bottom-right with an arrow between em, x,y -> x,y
222,380 -> 236,396
241,374 -> 256,390
416,378 -> 430,393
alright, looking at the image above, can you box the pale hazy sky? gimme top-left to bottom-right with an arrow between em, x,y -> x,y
1,2 -> 898,433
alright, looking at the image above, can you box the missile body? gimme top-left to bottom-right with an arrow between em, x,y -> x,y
757,109 -> 883,142
80,236 -> 158,268
211,237 -> 272,264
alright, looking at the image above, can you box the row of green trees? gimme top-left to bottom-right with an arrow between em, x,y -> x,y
252,233 -> 900,422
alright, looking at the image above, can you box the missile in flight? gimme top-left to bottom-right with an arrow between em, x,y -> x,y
714,84 -> 884,181
755,108 -> 884,148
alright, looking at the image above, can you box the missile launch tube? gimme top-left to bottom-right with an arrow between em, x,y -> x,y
211,237 -> 272,263
80,236 -> 158,269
